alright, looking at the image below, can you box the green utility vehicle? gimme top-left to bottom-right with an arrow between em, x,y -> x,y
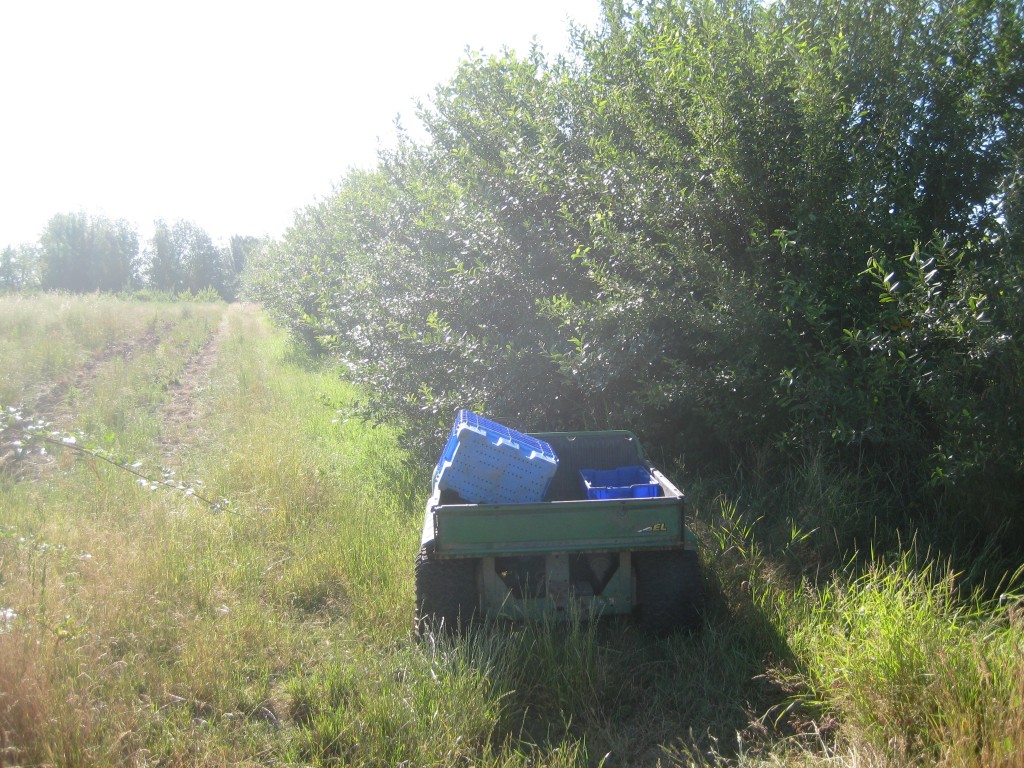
415,429 -> 704,634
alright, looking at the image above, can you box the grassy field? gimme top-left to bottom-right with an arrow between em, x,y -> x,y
1,294 -> 1021,767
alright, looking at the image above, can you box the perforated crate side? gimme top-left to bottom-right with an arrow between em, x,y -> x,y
433,411 -> 558,504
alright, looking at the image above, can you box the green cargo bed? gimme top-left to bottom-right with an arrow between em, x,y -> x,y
423,431 -> 689,556
415,430 -> 703,633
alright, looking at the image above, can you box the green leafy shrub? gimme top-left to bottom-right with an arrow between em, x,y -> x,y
247,0 -> 1024,564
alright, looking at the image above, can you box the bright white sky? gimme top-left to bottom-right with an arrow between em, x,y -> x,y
0,0 -> 602,249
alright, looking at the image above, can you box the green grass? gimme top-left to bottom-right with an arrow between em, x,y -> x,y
766,553 -> 1024,767
679,498 -> 1024,767
0,293 -> 194,408
1,295 -> 1022,767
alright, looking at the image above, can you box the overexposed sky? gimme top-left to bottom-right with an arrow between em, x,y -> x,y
0,0 -> 602,248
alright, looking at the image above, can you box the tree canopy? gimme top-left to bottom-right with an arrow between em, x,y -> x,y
252,0 -> 1024,558
38,212 -> 140,293
7,214 -> 251,300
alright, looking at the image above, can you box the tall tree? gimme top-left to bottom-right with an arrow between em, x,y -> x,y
145,220 -> 183,292
217,235 -> 260,302
39,212 -> 90,291
0,244 -> 40,290
251,0 -> 1024,553
173,221 -> 225,295
229,235 -> 259,276
144,219 -> 230,297
0,246 -> 17,291
38,212 -> 138,292
92,217 -> 140,291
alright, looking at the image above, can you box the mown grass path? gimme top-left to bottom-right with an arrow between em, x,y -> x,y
155,303 -> 235,467
0,298 -> 419,765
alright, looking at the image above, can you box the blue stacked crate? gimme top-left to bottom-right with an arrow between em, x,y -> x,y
433,411 -> 558,504
579,465 -> 661,500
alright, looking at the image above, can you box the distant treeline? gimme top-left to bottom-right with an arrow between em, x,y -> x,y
235,0 -> 1024,562
0,212 -> 259,300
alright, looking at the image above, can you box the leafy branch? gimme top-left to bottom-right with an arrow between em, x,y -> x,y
1,406 -> 232,513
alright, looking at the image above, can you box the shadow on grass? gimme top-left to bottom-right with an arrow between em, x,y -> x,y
446,568 -> 798,767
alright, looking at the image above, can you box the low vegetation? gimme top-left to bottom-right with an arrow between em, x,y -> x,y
1,295 -> 1021,766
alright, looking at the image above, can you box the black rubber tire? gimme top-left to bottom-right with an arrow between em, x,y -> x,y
414,545 -> 479,637
634,549 -> 705,634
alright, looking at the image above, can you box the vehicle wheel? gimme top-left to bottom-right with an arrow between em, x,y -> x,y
414,545 -> 479,637
634,549 -> 705,634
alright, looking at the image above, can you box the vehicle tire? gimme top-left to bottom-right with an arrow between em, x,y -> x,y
634,548 -> 705,634
414,544 -> 479,638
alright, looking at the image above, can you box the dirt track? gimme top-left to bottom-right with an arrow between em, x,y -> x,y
29,327 -> 165,429
155,306 -> 235,466
3,304 -> 245,477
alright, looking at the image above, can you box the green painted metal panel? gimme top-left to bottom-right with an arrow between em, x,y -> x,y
419,428 -> 698,624
433,496 -> 684,556
423,428 -> 690,558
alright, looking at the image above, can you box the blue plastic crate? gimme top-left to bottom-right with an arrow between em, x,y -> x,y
433,411 -> 558,504
580,465 -> 660,500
